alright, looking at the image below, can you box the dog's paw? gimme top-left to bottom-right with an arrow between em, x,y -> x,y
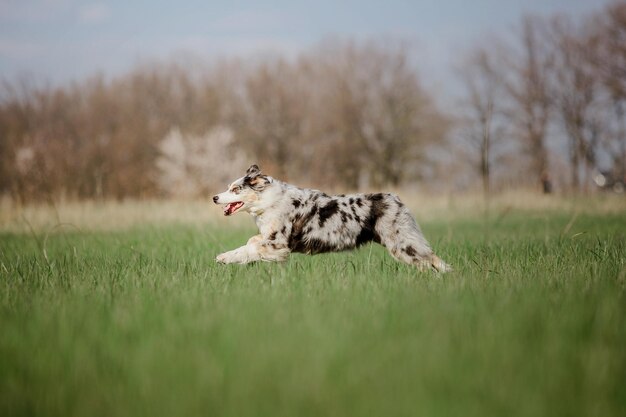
216,250 -> 247,264
216,252 -> 231,264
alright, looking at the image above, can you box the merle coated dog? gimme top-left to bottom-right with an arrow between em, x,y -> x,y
213,165 -> 451,272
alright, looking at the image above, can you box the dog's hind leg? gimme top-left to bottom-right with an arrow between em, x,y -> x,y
376,204 -> 451,272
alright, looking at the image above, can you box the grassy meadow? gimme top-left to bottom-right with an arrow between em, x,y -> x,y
0,193 -> 625,417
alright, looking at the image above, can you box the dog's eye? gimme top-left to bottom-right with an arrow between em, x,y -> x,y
231,186 -> 241,193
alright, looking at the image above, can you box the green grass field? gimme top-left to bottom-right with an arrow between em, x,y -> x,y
1,197 -> 625,417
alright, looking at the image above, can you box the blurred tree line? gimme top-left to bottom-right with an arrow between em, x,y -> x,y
457,2 -> 626,195
1,2 -> 624,202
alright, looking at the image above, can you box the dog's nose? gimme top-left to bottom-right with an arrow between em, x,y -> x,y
212,195 -> 219,203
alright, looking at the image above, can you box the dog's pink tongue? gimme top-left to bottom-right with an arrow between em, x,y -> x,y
224,202 -> 241,216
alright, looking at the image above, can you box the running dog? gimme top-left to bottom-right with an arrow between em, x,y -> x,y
212,164 -> 451,272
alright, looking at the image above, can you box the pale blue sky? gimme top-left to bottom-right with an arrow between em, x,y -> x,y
0,0 -> 611,89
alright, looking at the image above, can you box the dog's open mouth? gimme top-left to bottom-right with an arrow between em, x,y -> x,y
224,201 -> 244,216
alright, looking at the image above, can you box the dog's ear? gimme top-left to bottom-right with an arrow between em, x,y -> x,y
246,164 -> 261,178
244,174 -> 271,191
244,164 -> 270,190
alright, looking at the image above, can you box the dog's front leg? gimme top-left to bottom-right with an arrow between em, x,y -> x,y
216,235 -> 290,264
216,235 -> 262,264
215,245 -> 256,264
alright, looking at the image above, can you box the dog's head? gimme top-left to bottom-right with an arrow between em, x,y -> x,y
212,164 -> 273,216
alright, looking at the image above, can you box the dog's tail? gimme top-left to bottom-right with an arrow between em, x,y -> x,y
431,254 -> 453,273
